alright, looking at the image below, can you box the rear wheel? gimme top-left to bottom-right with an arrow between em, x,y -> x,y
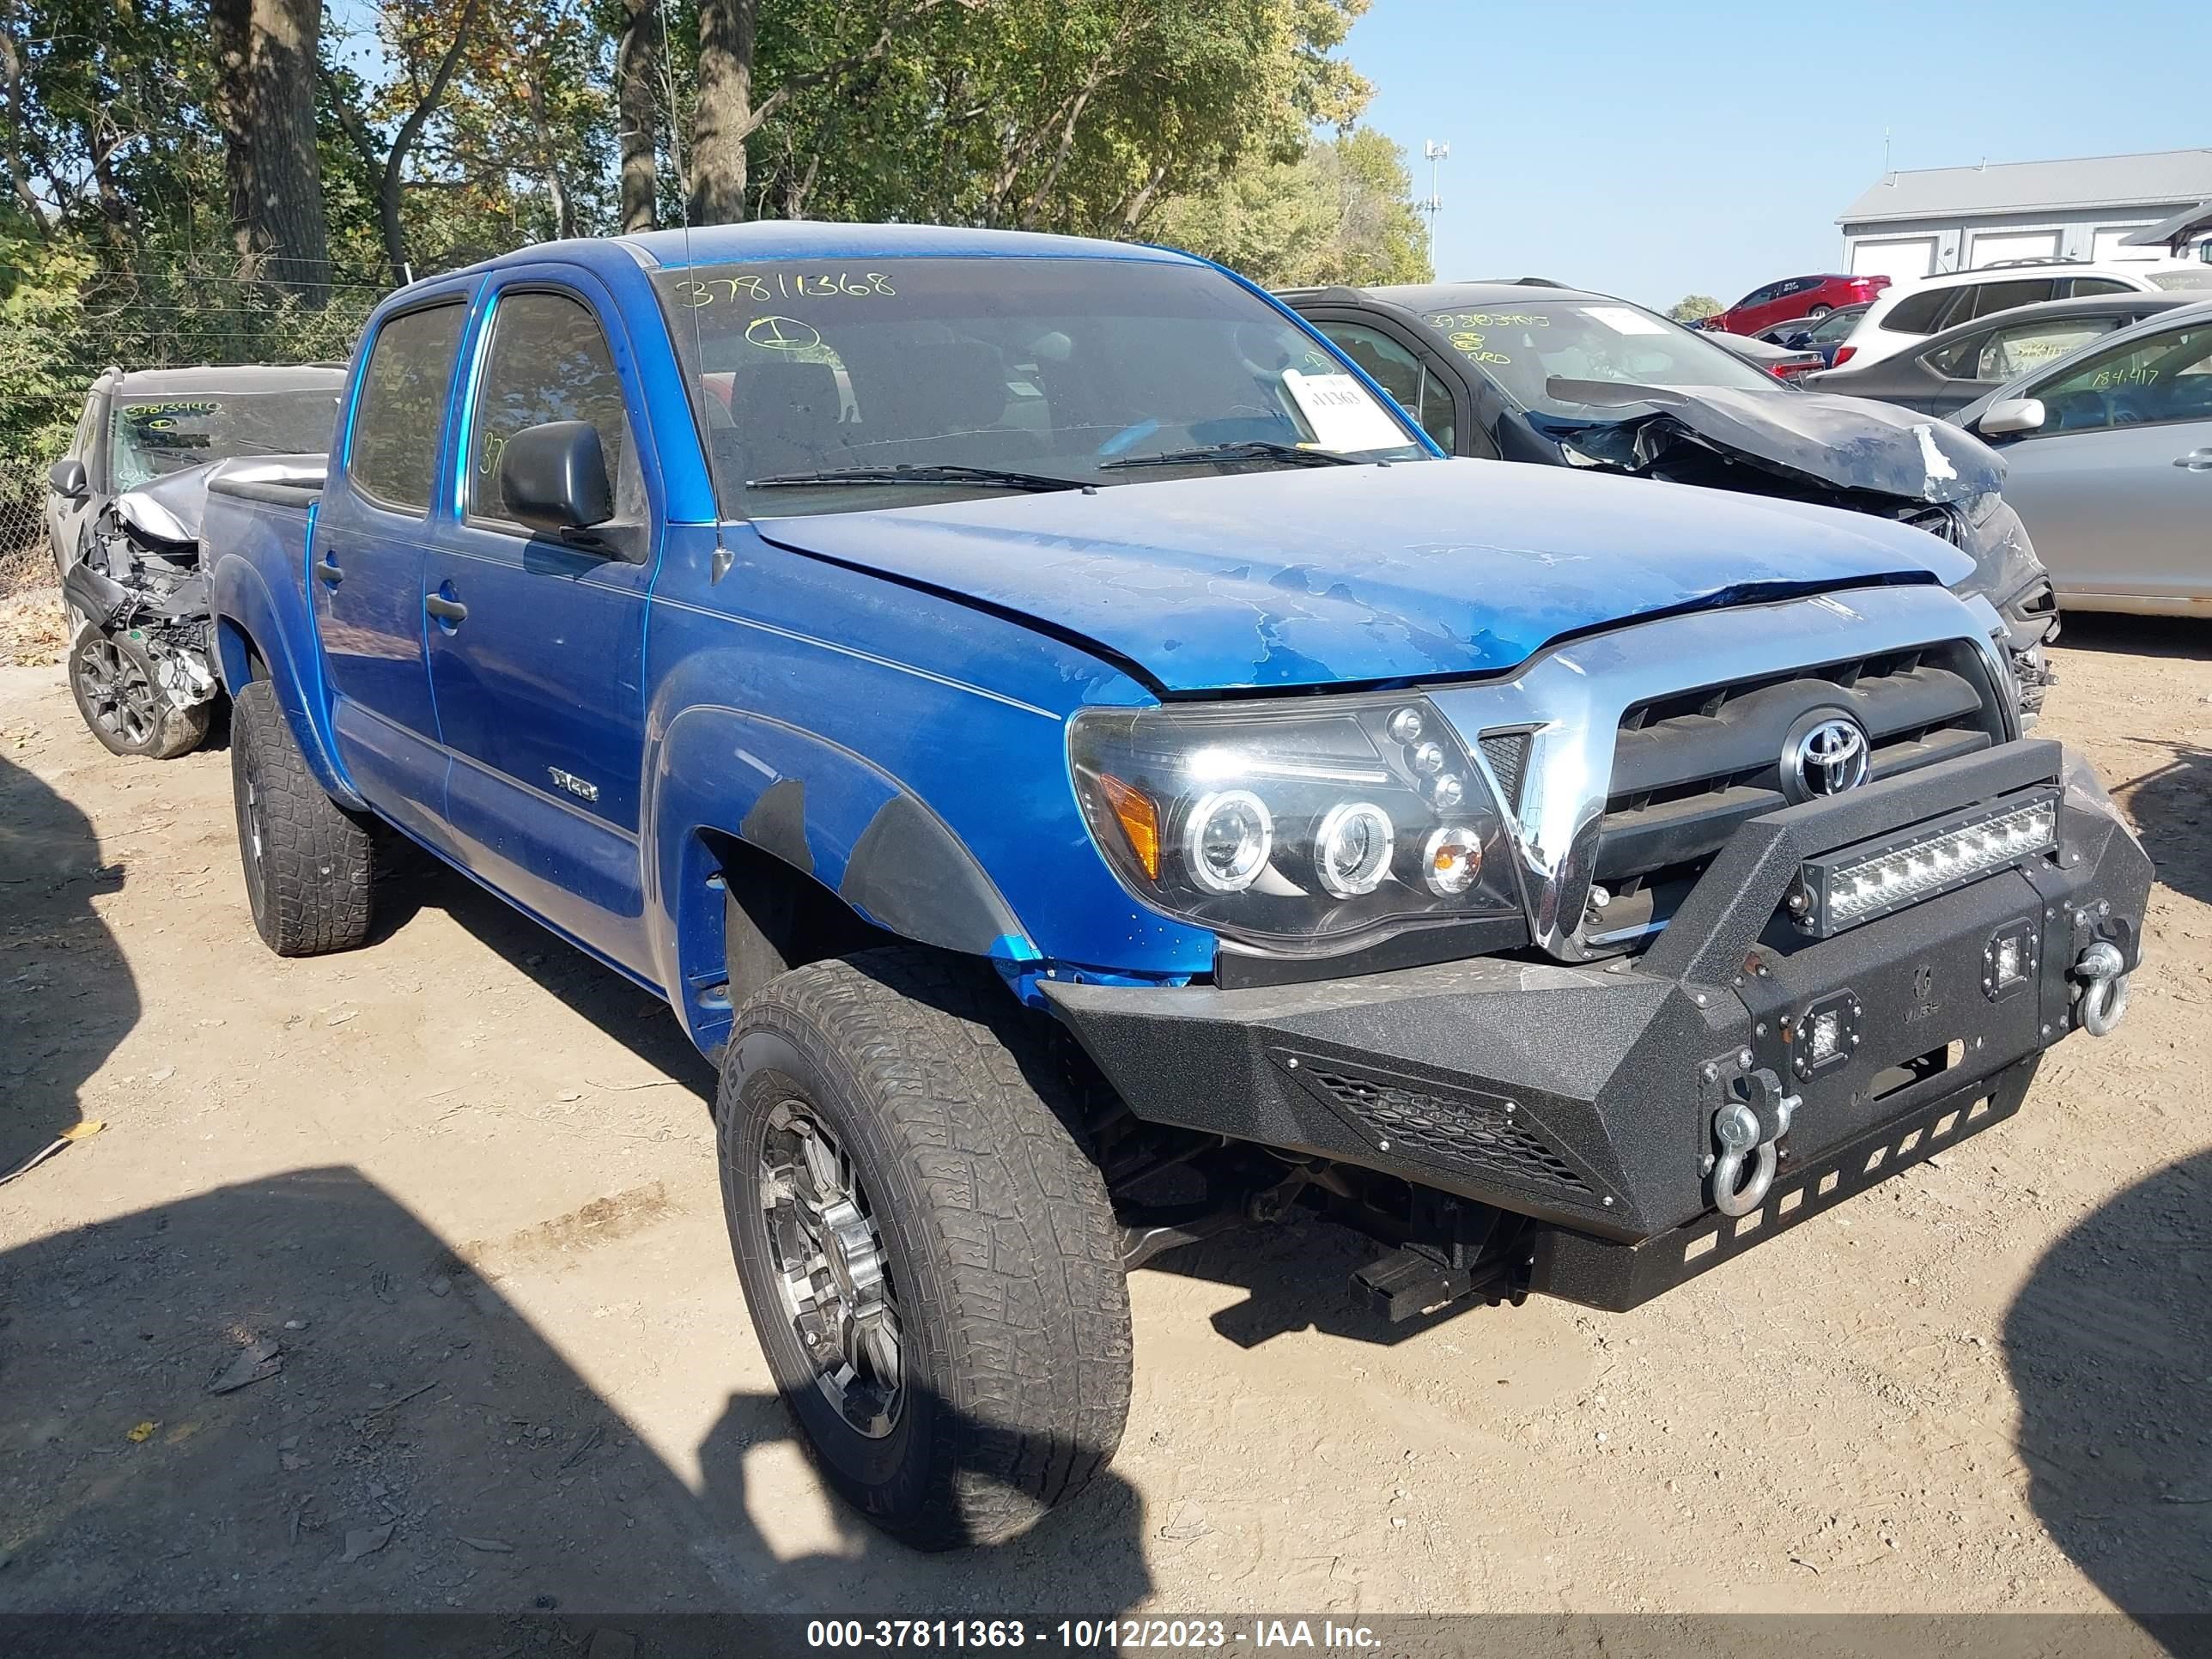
1806,304 -> 1833,319
69,626 -> 210,759
720,947 -> 1132,1551
230,679 -> 375,956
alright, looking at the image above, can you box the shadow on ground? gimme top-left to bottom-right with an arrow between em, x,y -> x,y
2100,739 -> 2212,909
2052,613 -> 2211,662
0,1167 -> 1152,1614
2003,1149 -> 2212,1618
1145,1210 -> 1502,1349
366,840 -> 716,1104
0,750 -> 135,1180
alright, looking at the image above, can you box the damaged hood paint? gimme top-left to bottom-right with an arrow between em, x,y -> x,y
1538,380 -> 2005,505
754,459 -> 1972,693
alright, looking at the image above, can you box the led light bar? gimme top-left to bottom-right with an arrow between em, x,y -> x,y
1793,791 -> 2059,937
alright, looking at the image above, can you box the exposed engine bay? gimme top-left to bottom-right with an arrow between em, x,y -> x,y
62,473 -> 222,747
59,456 -> 326,757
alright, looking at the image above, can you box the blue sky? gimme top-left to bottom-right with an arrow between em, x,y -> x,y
1343,0 -> 2212,311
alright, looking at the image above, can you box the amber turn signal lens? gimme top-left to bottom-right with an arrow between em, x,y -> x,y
1099,774 -> 1160,881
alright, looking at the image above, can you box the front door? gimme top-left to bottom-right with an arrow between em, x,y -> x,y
312,298 -> 470,840
46,388 -> 106,586
422,276 -> 660,975
1994,317 -> 2212,605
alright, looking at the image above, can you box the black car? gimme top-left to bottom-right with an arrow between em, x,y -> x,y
45,364 -> 344,757
1276,280 -> 2061,716
1802,292 -> 2201,416
1758,302 -> 1870,366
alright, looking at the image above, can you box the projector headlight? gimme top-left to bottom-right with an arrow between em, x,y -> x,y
1071,693 -> 1519,951
1791,790 -> 2058,937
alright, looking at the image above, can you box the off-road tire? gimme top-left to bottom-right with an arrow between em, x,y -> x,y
69,625 -> 211,759
229,679 -> 374,956
720,947 -> 1133,1552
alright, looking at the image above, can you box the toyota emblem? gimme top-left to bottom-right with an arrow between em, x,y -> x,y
1789,716 -> 1871,798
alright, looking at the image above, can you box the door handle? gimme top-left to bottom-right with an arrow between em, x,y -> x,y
313,555 -> 343,586
2175,448 -> 2212,471
424,592 -> 468,623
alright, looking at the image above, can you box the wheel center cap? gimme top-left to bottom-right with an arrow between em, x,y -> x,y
818,1196 -> 884,1305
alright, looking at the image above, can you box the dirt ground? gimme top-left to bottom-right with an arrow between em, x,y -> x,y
2,580 -> 2207,1624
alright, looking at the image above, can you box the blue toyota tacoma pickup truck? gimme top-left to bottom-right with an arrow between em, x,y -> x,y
200,223 -> 2151,1551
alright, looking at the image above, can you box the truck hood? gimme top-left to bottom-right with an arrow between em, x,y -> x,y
752,459 -> 1972,695
1536,380 -> 2004,505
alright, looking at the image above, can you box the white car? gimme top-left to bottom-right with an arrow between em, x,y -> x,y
1832,260 -> 2212,372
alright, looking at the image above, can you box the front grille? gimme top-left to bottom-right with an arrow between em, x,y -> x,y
1895,502 -> 1963,547
1304,1066 -> 1593,1194
1597,641 -> 2006,890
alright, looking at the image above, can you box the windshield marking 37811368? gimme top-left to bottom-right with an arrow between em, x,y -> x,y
654,257 -> 1428,516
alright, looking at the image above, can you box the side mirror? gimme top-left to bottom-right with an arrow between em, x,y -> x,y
48,457 -> 88,499
1976,398 -> 2046,436
497,420 -> 614,533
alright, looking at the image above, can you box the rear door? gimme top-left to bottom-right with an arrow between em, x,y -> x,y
1916,315 -> 2122,415
1991,317 -> 2212,604
420,271 -> 662,974
313,296 -> 470,839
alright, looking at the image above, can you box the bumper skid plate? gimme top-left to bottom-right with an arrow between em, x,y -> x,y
1047,738 -> 2151,1301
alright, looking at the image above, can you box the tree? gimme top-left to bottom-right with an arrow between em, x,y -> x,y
212,0 -> 332,295
1668,294 -> 1722,322
613,0 -> 662,231
737,0 -> 1373,238
1146,127 -> 1428,288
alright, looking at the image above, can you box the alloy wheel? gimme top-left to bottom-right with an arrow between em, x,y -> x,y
757,1099 -> 904,1438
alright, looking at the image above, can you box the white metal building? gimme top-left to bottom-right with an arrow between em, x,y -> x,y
1836,149 -> 2212,283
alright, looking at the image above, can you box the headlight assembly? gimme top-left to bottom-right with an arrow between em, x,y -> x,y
1070,694 -> 1519,951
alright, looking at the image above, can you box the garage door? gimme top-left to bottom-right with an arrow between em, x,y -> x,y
2092,226 -> 2157,263
1970,229 -> 2061,266
1850,237 -> 1937,281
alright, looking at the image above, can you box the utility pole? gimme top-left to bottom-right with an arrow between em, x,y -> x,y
1423,140 -> 1449,273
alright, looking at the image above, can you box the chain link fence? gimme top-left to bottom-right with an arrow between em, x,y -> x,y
1,464 -> 53,595
0,258 -> 390,605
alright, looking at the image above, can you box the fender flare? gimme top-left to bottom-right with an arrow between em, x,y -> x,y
645,705 -> 1033,1051
207,551 -> 367,810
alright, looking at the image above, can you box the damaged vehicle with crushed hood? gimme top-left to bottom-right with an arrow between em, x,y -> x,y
202,226 -> 2149,1552
46,365 -> 345,757
1280,281 -> 2061,720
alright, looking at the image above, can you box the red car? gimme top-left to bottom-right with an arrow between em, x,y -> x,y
1705,272 -> 1889,337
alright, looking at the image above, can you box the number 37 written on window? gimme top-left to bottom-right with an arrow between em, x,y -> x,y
673,271 -> 896,306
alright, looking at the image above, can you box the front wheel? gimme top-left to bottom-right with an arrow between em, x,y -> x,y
69,626 -> 210,759
720,948 -> 1132,1551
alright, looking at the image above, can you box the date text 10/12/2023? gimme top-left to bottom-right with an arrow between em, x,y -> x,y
805,1620 -> 1386,1651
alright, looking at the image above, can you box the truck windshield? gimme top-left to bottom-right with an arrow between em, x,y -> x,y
111,391 -> 343,490
1422,300 -> 1780,416
652,257 -> 1427,516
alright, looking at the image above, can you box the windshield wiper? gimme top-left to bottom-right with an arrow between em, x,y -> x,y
1101,441 -> 1358,471
747,463 -> 1088,493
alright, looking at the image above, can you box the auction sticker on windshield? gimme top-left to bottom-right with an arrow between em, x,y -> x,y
1283,369 -> 1408,453
1581,306 -> 1668,336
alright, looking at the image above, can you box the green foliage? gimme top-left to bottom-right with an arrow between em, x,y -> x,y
742,0 -> 1381,239
1668,294 -> 1723,322
0,236 -> 92,477
0,0 -> 1413,504
1145,126 -> 1428,289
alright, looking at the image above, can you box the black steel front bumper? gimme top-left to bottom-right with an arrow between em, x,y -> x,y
1045,738 -> 2152,1312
